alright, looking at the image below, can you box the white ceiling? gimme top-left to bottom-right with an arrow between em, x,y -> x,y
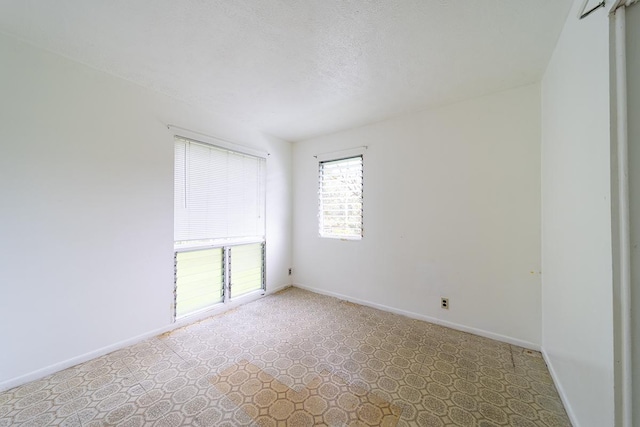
0,0 -> 572,142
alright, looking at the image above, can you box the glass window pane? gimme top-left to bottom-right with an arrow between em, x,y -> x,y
175,248 -> 224,317
230,243 -> 264,298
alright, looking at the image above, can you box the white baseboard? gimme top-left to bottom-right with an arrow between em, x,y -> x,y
293,283 -> 541,351
0,283 -> 292,392
267,283 -> 292,294
541,349 -> 578,427
0,324 -> 176,393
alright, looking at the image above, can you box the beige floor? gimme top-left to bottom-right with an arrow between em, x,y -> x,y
0,288 -> 571,426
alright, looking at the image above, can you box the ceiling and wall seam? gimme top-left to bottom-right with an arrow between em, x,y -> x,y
0,1 -> 573,142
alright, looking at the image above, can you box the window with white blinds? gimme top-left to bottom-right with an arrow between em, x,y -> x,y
173,136 -> 266,319
318,155 -> 363,239
174,137 -> 266,246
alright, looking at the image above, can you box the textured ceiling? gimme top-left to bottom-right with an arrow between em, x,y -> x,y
0,0 -> 572,142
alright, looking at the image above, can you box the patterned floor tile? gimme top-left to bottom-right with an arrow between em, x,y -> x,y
0,288 -> 571,426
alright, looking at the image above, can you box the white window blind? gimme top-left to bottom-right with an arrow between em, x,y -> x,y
174,137 -> 266,246
318,155 -> 363,239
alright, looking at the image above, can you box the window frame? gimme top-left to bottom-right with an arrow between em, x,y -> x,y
318,154 -> 364,240
173,241 -> 265,320
172,129 -> 267,320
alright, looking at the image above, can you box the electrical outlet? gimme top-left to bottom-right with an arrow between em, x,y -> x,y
441,298 -> 449,309
288,268 -> 292,275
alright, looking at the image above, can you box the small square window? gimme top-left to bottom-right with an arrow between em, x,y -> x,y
318,155 -> 363,239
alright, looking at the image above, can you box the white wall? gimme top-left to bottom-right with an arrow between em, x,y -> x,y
0,33 -> 292,388
292,84 -> 542,348
540,1 -> 614,426
626,5 -> 640,425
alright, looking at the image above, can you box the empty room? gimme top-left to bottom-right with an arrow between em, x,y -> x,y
0,1 -> 637,427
